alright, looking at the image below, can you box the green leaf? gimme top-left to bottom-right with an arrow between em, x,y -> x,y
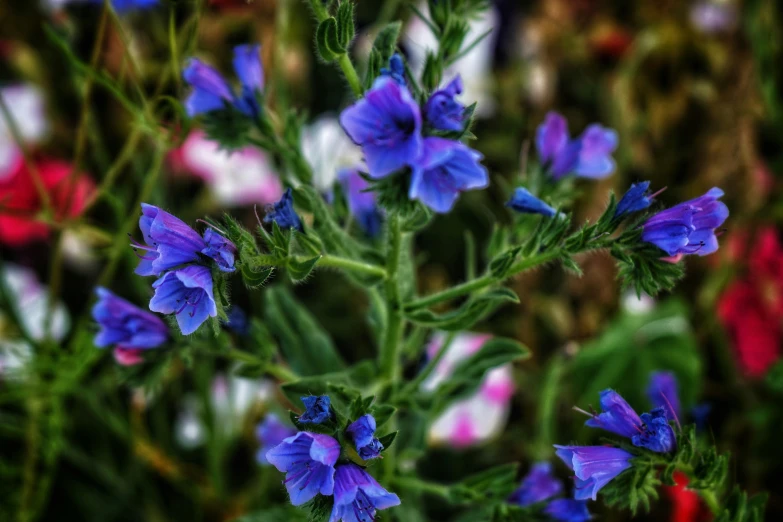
377,431 -> 398,451
449,463 -> 520,504
336,1 -> 355,49
433,338 -> 529,406
316,18 -> 342,61
287,255 -> 321,283
405,288 -> 519,331
281,361 -> 376,415
372,21 -> 402,63
233,507 -> 308,522
401,203 -> 434,232
263,287 -> 345,376
370,403 -> 396,428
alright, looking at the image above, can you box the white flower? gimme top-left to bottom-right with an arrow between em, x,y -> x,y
404,2 -> 499,117
176,131 -> 283,207
0,85 -> 47,180
301,115 -> 363,193
422,332 -> 515,448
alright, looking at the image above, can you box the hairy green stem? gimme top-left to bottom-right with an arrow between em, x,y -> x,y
380,213 -> 404,383
225,348 -> 297,383
392,476 -> 450,498
534,354 -> 565,459
319,255 -> 387,279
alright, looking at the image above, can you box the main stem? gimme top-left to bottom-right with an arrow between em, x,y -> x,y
380,213 -> 403,384
307,0 -> 364,98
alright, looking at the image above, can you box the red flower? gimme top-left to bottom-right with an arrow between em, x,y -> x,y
718,227 -> 783,377
665,472 -> 712,522
0,159 -> 94,246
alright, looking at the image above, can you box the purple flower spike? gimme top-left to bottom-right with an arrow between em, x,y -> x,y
642,188 -> 728,257
149,266 -> 217,335
201,228 -> 237,272
183,59 -> 235,117
584,389 -> 643,439
133,204 -> 206,277
256,414 -> 297,466
232,44 -> 264,117
647,371 -> 681,421
266,432 -> 340,506
425,75 -> 465,132
508,462 -> 563,507
535,112 -> 618,180
92,287 -> 168,350
554,445 -> 634,501
340,77 -> 422,179
631,408 -> 676,453
409,137 -> 489,213
506,187 -> 557,217
329,463 -> 401,522
264,188 -> 303,231
346,414 -> 384,460
338,169 -> 382,238
544,499 -> 592,522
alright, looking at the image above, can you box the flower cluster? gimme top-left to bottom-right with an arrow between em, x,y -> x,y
340,57 -> 489,213
264,395 -> 400,521
556,388 -> 678,500
130,204 -> 236,335
509,462 -> 591,522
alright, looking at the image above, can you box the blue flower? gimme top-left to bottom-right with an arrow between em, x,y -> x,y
133,204 -> 205,277
263,188 -> 302,231
506,187 -> 558,217
256,414 -> 297,466
691,403 -> 712,433
642,188 -> 728,257
340,77 -> 422,179
409,137 -> 489,213
554,445 -> 634,501
338,169 -> 382,238
92,287 -> 168,350
149,266 -> 217,335
266,432 -> 340,506
630,408 -> 676,453
647,371 -> 681,421
508,462 -> 563,507
584,389 -> 643,439
346,414 -> 384,460
615,181 -> 653,218
425,76 -> 465,132
201,228 -> 237,273
544,499 -> 592,522
183,44 -> 264,118
329,463 -> 401,522
298,395 -> 332,424
379,54 -> 406,85
536,112 -> 618,180
584,389 -> 675,453
222,306 -> 249,336
88,0 -> 158,13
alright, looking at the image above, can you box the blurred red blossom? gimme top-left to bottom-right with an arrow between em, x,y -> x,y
718,228 -> 783,377
665,472 -> 712,522
0,159 -> 95,246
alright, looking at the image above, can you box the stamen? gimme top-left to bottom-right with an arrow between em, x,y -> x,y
649,186 -> 668,200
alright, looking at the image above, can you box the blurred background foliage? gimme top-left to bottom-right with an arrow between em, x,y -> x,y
1,0 -> 782,521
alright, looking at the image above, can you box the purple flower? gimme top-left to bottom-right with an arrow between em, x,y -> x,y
263,188 -> 302,231
223,306 -> 249,335
132,204 -> 236,275
535,112 -> 618,180
584,389 -> 643,439
298,395 -> 332,424
584,389 -> 675,453
256,414 -> 297,465
691,1 -> 737,34
87,0 -> 158,13
425,76 -> 465,132
183,44 -> 264,118
346,414 -> 384,460
201,228 -> 237,273
266,432 -> 340,506
92,287 -> 168,350
379,54 -> 406,85
508,462 -> 563,507
338,169 -> 382,237
544,499 -> 592,522
409,138 -> 489,213
340,77 -> 422,179
149,266 -> 217,335
554,445 -> 634,501
647,371 -> 681,421
615,181 -> 653,218
506,187 -> 557,217
641,188 -> 728,257
329,463 -> 401,522
630,408 -> 676,453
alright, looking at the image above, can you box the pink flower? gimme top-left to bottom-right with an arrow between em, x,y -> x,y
113,347 -> 144,366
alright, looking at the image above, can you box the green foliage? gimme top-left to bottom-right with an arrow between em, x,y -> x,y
315,17 -> 343,62
715,488 -> 768,522
364,21 -> 402,88
404,288 -> 520,330
600,459 -> 661,514
280,361 -> 376,413
449,463 -> 520,504
233,507 -> 309,522
201,105 -> 253,151
675,425 -> 729,491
